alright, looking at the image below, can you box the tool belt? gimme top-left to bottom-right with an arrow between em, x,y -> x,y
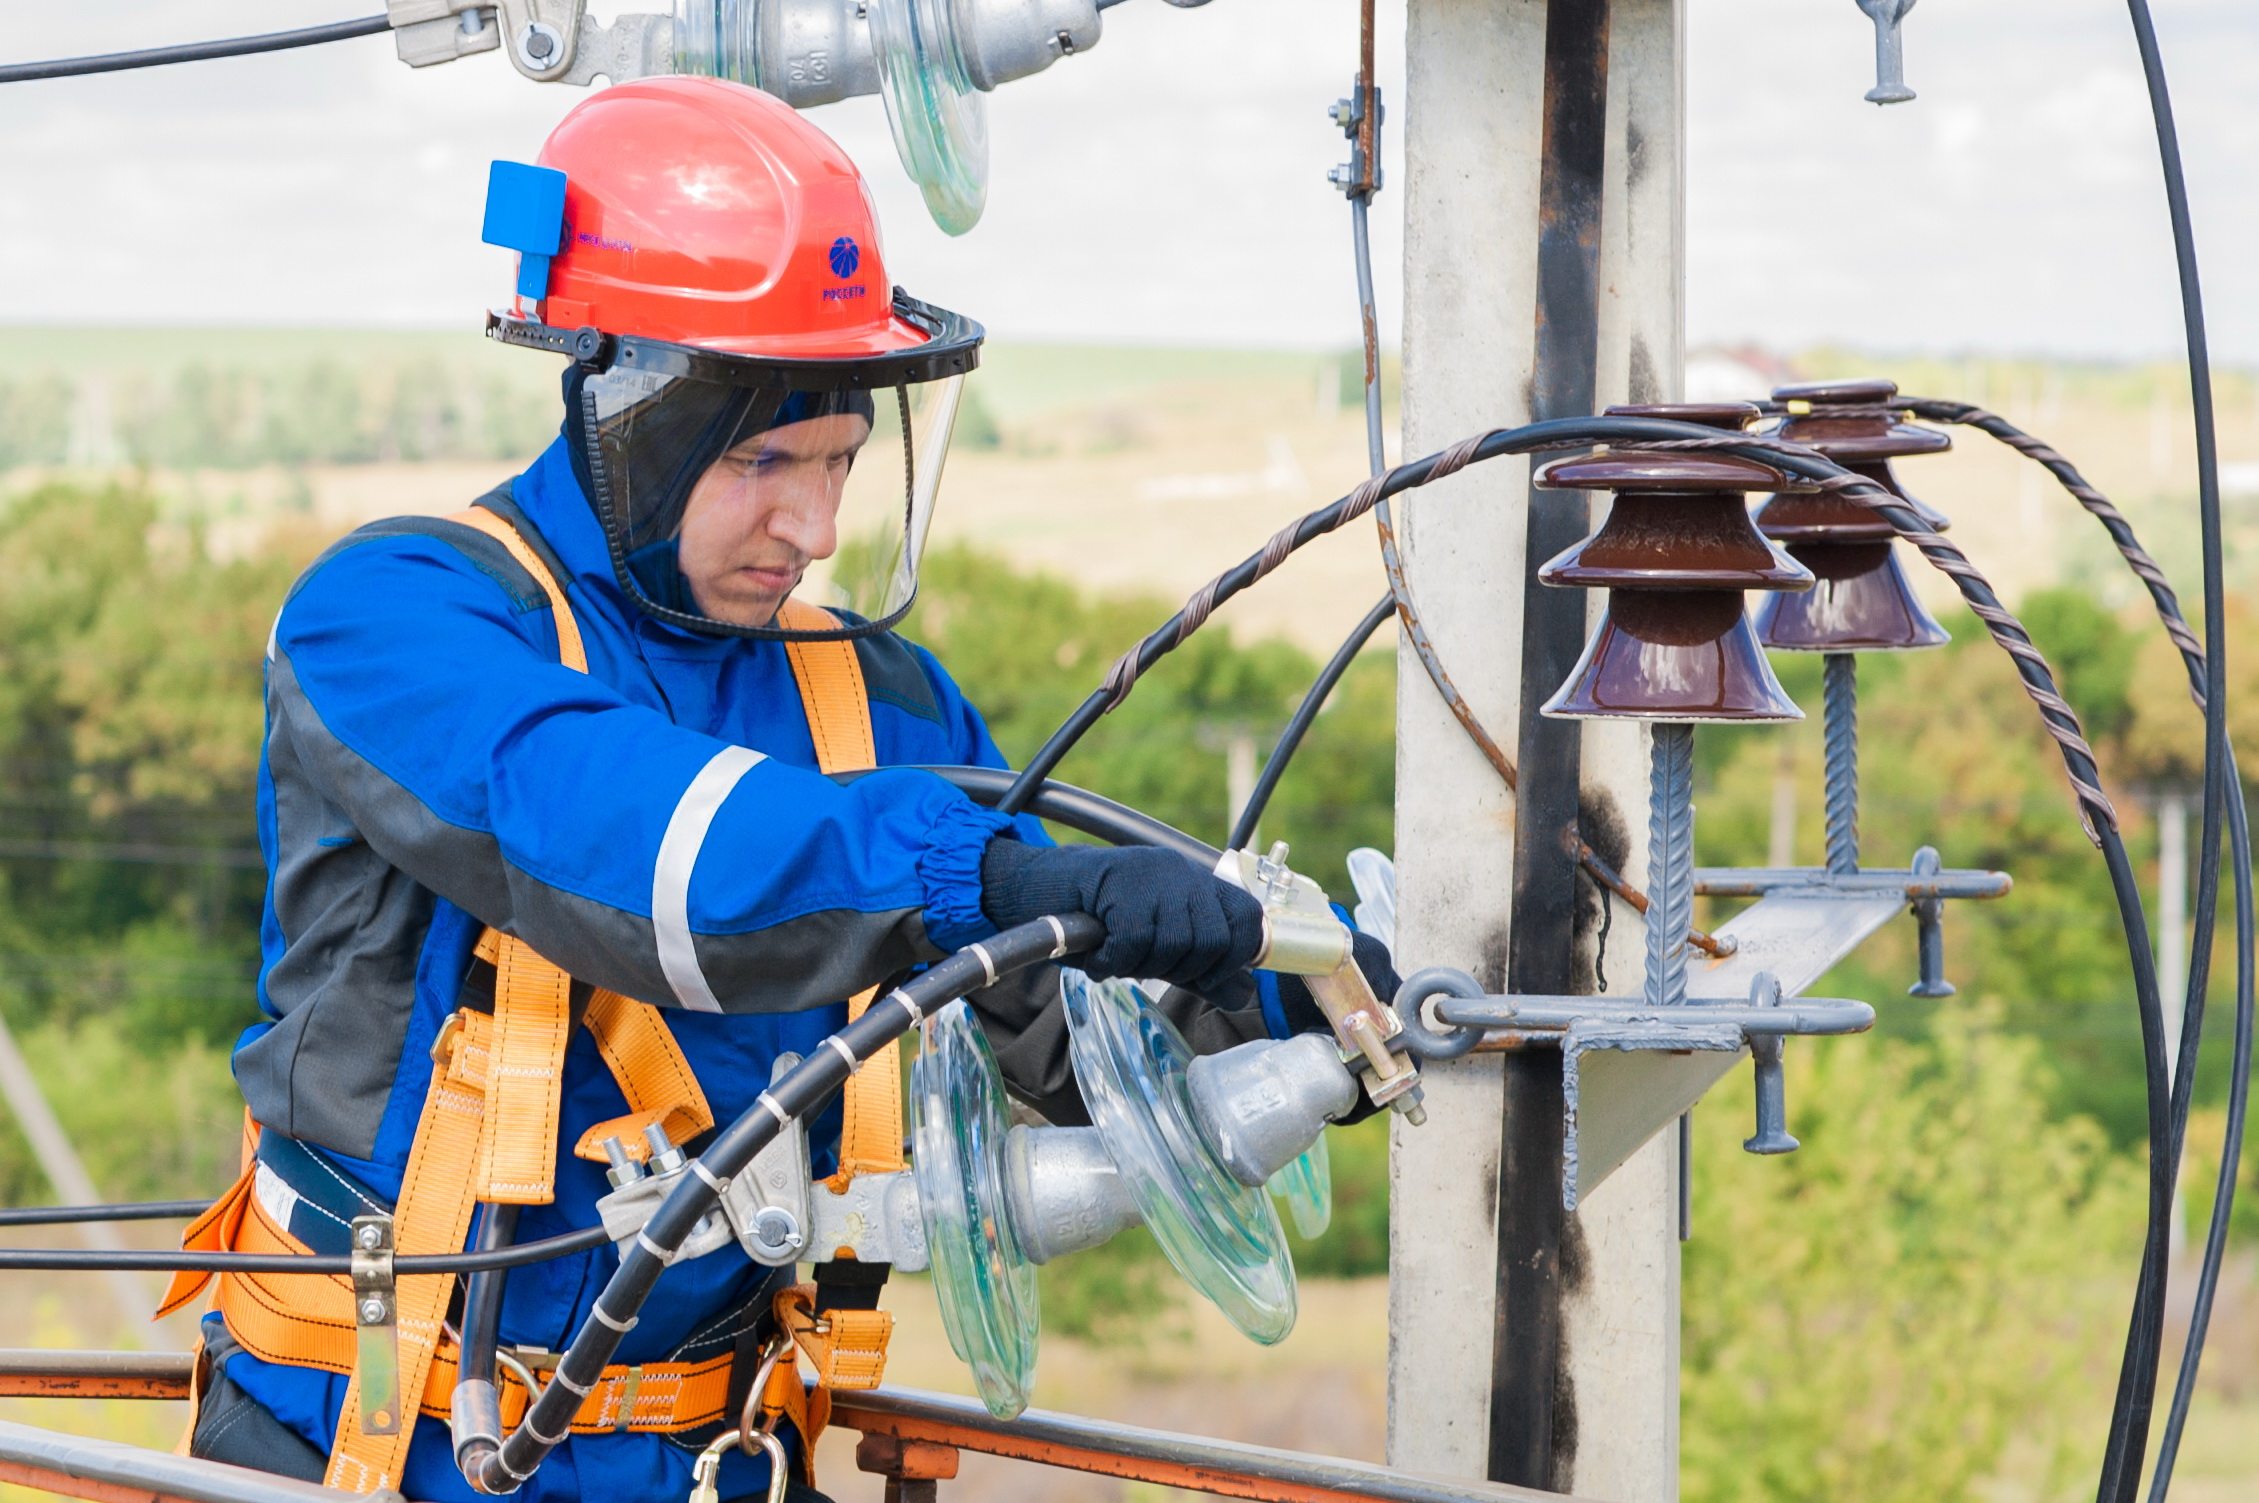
166,503 -> 904,1494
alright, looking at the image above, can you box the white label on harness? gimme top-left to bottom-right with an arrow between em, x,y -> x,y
253,1161 -> 303,1234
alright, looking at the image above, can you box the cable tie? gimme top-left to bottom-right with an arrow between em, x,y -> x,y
689,1160 -> 730,1196
885,988 -> 924,1028
634,1231 -> 678,1266
968,942 -> 999,987
1043,915 -> 1069,957
589,1303 -> 638,1334
823,1036 -> 860,1074
756,1092 -> 791,1130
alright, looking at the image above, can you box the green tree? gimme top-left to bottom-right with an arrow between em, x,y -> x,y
1682,1018 -> 2138,1503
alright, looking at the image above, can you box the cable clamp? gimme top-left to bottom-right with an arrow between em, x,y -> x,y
348,1214 -> 402,1436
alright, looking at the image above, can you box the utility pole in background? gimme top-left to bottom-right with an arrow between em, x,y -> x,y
1390,1 -> 1684,1499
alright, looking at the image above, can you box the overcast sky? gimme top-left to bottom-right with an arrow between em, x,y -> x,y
0,1 -> 2251,361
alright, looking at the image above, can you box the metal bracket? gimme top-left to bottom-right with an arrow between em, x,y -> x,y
496,0 -> 586,81
349,1215 -> 401,1436
809,1170 -> 929,1272
1220,843 -> 1424,1120
721,1054 -> 815,1266
1433,976 -> 1876,1210
388,2 -> 502,67
561,11 -> 676,87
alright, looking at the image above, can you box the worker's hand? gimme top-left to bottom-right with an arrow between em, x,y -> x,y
1273,930 -> 1401,1036
978,839 -> 1266,996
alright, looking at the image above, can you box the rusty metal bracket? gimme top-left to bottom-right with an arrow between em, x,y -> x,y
349,1214 -> 401,1436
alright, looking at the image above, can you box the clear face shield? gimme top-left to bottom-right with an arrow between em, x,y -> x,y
567,365 -> 962,640
513,291 -> 981,643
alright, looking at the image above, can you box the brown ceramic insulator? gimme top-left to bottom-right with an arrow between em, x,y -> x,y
1541,590 -> 1804,722
1537,403 -> 1806,721
1759,377 -> 1953,533
1537,403 -> 1814,592
1751,540 -> 1951,653
1539,492 -> 1812,591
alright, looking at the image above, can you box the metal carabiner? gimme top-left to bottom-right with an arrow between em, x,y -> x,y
688,1425 -> 789,1503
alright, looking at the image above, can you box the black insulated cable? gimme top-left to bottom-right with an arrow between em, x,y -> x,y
1229,593 -> 1396,853
0,1223 -> 609,1277
1896,391 -> 2253,1503
2114,3 -> 2234,1497
0,1200 -> 208,1227
464,914 -> 1105,1493
0,17 -> 393,85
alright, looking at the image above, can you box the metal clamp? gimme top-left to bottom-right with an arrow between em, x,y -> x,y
388,2 -> 501,67
496,0 -> 585,81
349,1215 -> 401,1436
1422,971 -> 1874,1208
1219,842 -> 1425,1123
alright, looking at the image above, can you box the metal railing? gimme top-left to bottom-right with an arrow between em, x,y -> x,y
0,1350 -> 1585,1503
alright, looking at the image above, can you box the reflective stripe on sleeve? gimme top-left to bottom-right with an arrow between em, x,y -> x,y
653,745 -> 767,1013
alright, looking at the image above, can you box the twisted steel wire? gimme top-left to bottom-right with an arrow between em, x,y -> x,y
1617,435 -> 2118,840
1644,724 -> 1696,1009
1903,400 -> 2210,693
1884,393 -> 2245,1503
1823,654 -> 1860,875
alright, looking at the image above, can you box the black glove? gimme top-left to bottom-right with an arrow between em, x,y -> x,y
1273,929 -> 1401,1036
979,838 -> 1266,996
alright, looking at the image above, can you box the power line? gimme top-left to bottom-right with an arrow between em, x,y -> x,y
0,17 -> 391,86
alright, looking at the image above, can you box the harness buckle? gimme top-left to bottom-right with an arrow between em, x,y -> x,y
349,1214 -> 401,1435
429,1011 -> 466,1066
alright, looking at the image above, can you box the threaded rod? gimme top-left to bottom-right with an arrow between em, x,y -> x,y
1645,723 -> 1696,1008
1823,653 -> 1860,875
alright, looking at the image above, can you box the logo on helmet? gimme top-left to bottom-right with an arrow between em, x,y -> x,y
828,237 -> 860,279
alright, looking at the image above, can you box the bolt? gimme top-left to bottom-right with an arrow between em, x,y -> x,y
354,1223 -> 384,1250
460,7 -> 491,38
1055,28 -> 1076,55
1855,0 -> 1917,105
359,1297 -> 389,1324
1329,98 -> 1354,129
524,25 -> 555,61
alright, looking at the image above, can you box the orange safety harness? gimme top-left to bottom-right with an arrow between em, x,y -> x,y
161,507 -> 903,1493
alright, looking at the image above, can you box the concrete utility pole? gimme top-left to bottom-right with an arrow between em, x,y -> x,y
1390,2 -> 1683,1500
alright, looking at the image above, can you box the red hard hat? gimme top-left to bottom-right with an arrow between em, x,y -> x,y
521,76 -> 927,359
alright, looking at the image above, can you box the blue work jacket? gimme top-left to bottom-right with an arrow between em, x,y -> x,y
224,439 -> 1057,1502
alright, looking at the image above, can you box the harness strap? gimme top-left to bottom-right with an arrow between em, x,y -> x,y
453,506 -> 588,672
478,935 -> 574,1205
772,1282 -> 892,1392
573,986 -> 717,1163
772,600 -> 906,1194
326,1005 -> 489,1493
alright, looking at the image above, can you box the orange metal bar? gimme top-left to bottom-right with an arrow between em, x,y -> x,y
833,1399 -> 1385,1503
0,1371 -> 189,1400
0,1455 -> 200,1503
0,1353 -> 1564,1503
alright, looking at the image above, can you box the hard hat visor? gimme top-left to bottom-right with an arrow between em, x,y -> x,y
492,292 -> 978,642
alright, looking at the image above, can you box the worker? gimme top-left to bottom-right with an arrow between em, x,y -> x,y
160,76 -> 1396,1503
